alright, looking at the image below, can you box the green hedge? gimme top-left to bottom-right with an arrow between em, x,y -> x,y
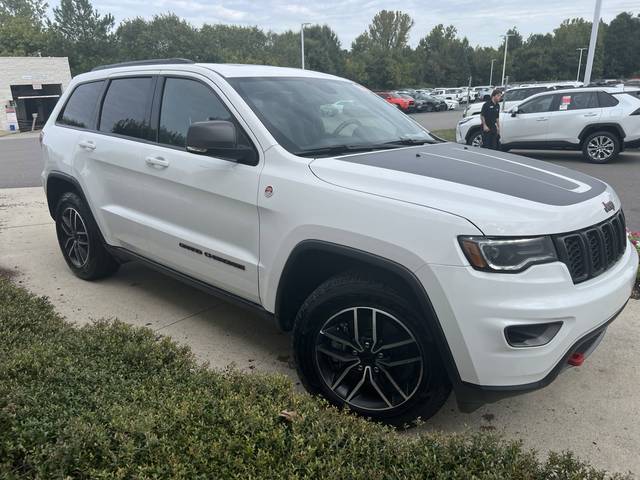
0,277 -> 629,479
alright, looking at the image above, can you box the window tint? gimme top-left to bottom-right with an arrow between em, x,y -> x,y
503,87 -> 547,102
158,78 -> 233,148
57,81 -> 104,129
518,94 -> 554,114
557,91 -> 599,111
99,77 -> 153,139
598,91 -> 619,107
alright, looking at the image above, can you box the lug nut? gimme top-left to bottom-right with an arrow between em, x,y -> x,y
357,365 -> 363,371
352,350 -> 358,356
377,353 -> 384,359
373,366 -> 379,373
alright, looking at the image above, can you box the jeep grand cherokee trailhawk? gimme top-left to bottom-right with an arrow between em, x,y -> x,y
41,59 -> 638,425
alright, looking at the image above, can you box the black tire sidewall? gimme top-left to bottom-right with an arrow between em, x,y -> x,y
293,276 -> 451,424
583,131 -> 620,164
54,192 -> 112,280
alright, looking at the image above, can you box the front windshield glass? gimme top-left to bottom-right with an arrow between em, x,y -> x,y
228,77 -> 434,156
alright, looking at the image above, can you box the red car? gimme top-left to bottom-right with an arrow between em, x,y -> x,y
376,91 -> 414,112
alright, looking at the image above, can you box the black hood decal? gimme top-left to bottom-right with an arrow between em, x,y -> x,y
336,144 -> 607,206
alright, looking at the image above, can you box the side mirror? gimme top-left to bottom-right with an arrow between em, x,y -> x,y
187,120 -> 237,152
510,106 -> 519,117
186,120 -> 256,164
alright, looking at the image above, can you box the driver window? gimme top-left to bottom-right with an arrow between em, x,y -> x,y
518,95 -> 554,114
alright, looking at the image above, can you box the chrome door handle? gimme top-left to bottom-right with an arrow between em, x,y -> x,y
145,156 -> 170,168
536,118 -> 548,122
583,113 -> 598,117
78,140 -> 96,151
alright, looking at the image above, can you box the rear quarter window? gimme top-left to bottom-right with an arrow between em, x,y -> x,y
597,91 -> 619,107
57,81 -> 105,129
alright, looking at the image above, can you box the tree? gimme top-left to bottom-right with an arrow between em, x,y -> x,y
415,25 -> 474,87
198,24 -> 268,64
0,0 -> 48,55
302,25 -> 345,75
117,14 -> 199,62
47,0 -> 115,74
603,12 -> 640,78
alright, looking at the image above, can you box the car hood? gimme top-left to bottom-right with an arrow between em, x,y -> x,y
309,143 -> 620,236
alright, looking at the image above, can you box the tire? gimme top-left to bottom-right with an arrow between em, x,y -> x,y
293,273 -> 451,426
582,130 -> 620,163
54,192 -> 119,280
466,129 -> 483,147
425,103 -> 434,112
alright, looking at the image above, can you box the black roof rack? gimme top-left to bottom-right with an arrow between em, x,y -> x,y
91,58 -> 195,72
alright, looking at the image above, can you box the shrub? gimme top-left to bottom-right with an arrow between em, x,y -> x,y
0,277 -> 631,479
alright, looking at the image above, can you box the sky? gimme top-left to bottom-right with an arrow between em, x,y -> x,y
60,0 -> 640,48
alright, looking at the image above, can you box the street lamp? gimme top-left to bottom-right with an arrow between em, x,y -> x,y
500,33 -> 514,87
300,22 -> 311,69
576,47 -> 588,82
489,59 -> 497,86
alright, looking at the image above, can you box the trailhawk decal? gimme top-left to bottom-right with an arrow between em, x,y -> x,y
336,144 -> 606,206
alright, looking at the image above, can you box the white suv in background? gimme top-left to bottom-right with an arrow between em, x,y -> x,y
457,87 -> 640,163
41,60 -> 637,425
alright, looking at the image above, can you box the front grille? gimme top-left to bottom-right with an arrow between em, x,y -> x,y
554,210 -> 627,284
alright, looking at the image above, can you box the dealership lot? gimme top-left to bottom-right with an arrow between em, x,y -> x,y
1,114 -> 640,473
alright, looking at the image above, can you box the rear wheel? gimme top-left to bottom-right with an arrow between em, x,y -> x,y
582,131 -> 620,163
55,192 -> 119,280
425,103 -> 434,112
293,273 -> 451,426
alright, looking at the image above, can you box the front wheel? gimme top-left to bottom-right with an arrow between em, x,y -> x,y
466,130 -> 483,147
293,273 -> 451,426
582,131 -> 620,163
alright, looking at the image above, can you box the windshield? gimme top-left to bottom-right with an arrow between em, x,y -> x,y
228,77 -> 434,156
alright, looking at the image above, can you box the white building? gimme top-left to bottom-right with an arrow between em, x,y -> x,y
0,57 -> 72,132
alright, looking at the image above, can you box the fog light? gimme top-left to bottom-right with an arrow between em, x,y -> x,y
504,322 -> 563,347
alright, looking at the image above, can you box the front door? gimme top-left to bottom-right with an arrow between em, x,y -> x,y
501,93 -> 555,144
136,75 -> 262,302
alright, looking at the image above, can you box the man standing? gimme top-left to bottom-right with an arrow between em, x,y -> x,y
480,89 -> 502,150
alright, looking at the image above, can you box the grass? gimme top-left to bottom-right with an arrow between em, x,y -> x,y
431,128 -> 456,142
0,276 -> 631,479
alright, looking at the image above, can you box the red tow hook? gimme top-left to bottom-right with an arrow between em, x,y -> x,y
568,352 -> 585,367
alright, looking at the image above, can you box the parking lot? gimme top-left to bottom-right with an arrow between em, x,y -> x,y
1,115 -> 640,474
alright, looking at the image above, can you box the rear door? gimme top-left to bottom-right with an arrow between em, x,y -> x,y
501,93 -> 556,144
77,75 -> 157,252
135,74 -> 261,301
546,91 -> 601,143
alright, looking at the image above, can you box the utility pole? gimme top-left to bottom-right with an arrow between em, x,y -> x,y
489,59 -> 496,86
576,48 -> 588,82
583,0 -> 602,85
500,33 -> 514,87
300,23 -> 311,69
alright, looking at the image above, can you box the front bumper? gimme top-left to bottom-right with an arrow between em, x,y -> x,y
415,238 -> 638,409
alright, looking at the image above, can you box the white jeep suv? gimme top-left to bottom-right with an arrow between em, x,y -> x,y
41,60 -> 638,424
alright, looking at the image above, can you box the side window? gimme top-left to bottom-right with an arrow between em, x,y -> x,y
557,92 -> 599,111
518,95 -> 554,114
158,77 -> 253,151
57,81 -> 104,129
159,78 -> 231,147
598,91 -> 619,108
99,77 -> 153,140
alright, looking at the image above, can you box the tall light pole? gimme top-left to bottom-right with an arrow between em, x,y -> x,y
583,0 -> 602,85
576,47 -> 588,82
500,33 -> 514,87
300,22 -> 311,69
489,59 -> 497,86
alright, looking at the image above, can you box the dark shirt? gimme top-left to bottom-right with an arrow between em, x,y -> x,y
481,100 -> 500,132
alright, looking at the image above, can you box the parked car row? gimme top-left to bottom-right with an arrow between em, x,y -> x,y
375,90 -> 452,113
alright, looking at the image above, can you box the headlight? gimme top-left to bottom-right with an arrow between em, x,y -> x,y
458,236 -> 558,273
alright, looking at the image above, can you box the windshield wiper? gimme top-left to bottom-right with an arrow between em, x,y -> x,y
383,138 -> 437,146
293,143 -> 400,158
